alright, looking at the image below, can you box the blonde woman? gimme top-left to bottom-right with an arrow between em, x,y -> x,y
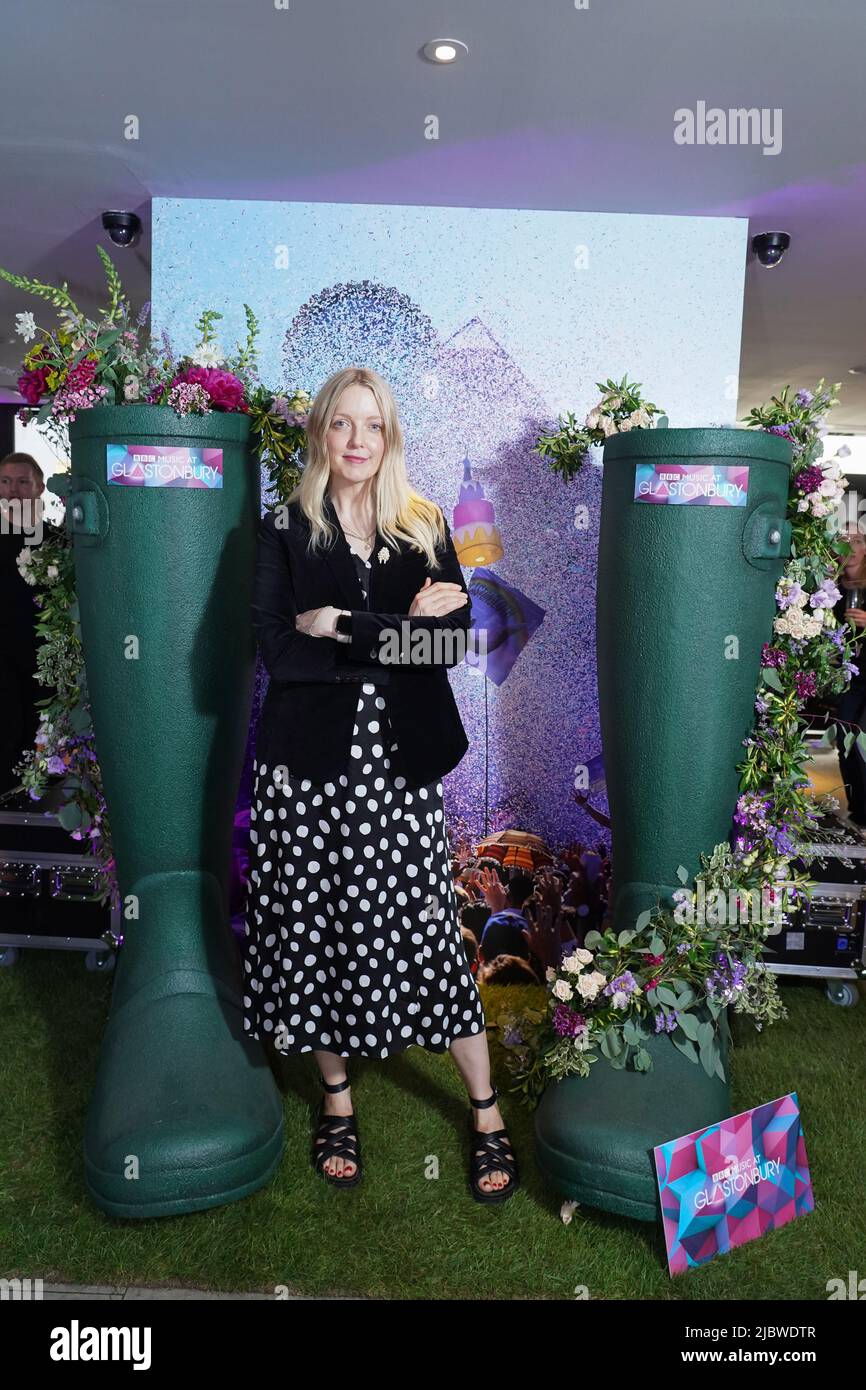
243,367 -> 519,1204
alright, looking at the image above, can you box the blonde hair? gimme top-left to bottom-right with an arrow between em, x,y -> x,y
287,366 -> 447,570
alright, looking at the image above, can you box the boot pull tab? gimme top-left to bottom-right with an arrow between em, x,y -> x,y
742,497 -> 790,571
65,482 -> 110,547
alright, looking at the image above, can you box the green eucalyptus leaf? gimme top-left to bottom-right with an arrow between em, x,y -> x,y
676,1011 -> 701,1041
699,1038 -> 718,1078
57,802 -> 82,831
671,1032 -> 698,1064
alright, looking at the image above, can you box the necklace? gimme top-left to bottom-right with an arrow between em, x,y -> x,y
335,513 -> 376,543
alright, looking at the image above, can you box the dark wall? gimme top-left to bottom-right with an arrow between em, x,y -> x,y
0,403 -> 18,458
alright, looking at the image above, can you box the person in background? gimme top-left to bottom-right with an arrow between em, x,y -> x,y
0,452 -> 47,796
479,954 -> 540,986
458,899 -> 492,948
832,526 -> 866,826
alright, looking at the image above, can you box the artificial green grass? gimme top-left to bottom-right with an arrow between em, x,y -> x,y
1,951 -> 864,1299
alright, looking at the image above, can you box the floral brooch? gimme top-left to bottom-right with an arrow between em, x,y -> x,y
377,546 -> 389,564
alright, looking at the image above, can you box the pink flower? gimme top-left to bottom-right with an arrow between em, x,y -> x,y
171,366 -> 246,412
17,367 -> 48,405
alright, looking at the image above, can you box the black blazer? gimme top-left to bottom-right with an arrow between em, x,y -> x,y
251,491 -> 473,789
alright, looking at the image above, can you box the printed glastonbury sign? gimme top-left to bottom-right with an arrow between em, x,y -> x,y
106,443 -> 224,488
634,462 -> 749,505
653,1092 -> 814,1276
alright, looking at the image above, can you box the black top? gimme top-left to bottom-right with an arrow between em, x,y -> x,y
347,546 -> 373,609
251,502 -> 471,788
0,531 -> 38,645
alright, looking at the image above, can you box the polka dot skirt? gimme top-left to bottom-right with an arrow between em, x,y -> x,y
242,682 -> 487,1058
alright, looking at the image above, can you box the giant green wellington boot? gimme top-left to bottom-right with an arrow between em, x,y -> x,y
49,404 -> 284,1218
534,427 -> 792,1220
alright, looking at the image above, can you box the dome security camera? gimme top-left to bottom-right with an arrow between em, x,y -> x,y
101,211 -> 142,248
751,231 -> 790,268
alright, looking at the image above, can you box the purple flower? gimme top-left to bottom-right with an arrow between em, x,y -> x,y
776,581 -> 804,610
654,1008 -> 680,1034
603,970 -> 638,999
734,792 -> 772,829
761,643 -> 788,668
810,579 -> 842,609
795,389 -> 814,406
792,464 -> 823,495
768,824 -> 795,855
552,1003 -> 588,1038
767,424 -> 794,439
705,953 -> 747,1004
794,671 -> 817,701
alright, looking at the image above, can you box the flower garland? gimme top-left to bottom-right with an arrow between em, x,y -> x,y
0,247 -> 313,905
504,378 -> 857,1106
534,375 -> 665,481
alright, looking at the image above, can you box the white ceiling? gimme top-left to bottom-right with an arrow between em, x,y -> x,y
2,0 -> 865,428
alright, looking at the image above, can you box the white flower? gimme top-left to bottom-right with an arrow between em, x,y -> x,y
611,989 -> 629,1010
15,311 -> 37,342
190,341 -> 226,368
545,965 -> 556,983
576,973 -> 602,1000
580,970 -> 607,1000
123,376 -> 140,401
46,564 -> 59,580
553,978 -> 574,1002
585,408 -> 601,429
561,947 -> 592,973
377,546 -> 389,564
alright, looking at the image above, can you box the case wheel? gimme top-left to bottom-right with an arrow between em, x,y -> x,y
84,950 -> 115,973
825,981 -> 859,1008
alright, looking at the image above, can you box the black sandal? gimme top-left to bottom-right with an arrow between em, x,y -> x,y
467,1084 -> 519,1204
311,1077 -> 362,1188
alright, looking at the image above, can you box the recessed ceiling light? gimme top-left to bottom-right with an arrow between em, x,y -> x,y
422,38 -> 469,64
